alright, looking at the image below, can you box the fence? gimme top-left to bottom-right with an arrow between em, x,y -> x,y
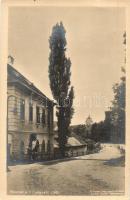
8,144 -> 101,164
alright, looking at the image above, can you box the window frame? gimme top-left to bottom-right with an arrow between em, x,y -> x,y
29,103 -> 33,122
36,106 -> 40,124
20,99 -> 25,121
41,108 -> 46,126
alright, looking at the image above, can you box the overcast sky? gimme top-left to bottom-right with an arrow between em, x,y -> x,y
8,7 -> 125,125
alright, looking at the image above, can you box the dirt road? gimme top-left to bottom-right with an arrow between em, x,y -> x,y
7,144 -> 125,195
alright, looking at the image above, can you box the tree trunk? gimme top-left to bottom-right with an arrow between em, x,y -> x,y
58,107 -> 66,157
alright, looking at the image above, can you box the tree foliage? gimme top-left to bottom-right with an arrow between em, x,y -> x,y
110,74 -> 125,143
48,22 -> 74,157
110,32 -> 126,143
72,124 -> 86,137
91,121 -> 111,142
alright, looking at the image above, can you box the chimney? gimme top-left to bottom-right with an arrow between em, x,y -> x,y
8,55 -> 14,65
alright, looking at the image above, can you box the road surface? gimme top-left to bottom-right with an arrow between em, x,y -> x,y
7,144 -> 125,195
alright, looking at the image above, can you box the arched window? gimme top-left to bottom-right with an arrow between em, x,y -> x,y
20,99 -> 25,120
7,134 -> 12,162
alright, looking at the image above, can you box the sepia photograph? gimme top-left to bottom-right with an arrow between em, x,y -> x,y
2,0 -> 128,197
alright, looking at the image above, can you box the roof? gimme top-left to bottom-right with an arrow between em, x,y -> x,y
54,136 -> 86,148
71,132 -> 86,145
66,137 -> 85,147
8,64 -> 54,104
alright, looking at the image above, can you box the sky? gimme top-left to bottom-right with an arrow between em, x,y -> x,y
8,7 -> 125,125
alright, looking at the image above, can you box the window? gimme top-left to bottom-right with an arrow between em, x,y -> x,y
20,99 -> 25,120
29,103 -> 33,122
42,108 -> 46,125
36,106 -> 40,123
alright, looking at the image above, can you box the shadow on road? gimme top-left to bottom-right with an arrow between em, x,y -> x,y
103,156 -> 125,167
38,158 -> 108,166
8,155 -> 125,168
8,160 -> 40,166
38,157 -> 77,165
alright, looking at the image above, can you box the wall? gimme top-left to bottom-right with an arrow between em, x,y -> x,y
7,85 -> 54,159
66,146 -> 87,156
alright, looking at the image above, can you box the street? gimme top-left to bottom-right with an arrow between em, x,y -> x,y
7,144 -> 125,195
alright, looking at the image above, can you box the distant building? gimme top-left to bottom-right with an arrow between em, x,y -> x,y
7,60 -> 54,161
85,115 -> 93,138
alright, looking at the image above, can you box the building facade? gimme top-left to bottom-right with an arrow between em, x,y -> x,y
7,63 -> 54,161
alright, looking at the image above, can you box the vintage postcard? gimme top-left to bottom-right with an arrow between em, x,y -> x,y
0,0 -> 130,199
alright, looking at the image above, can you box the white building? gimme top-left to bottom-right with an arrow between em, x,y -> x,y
7,60 -> 54,161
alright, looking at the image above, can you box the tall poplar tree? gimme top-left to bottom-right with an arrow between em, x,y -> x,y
48,22 -> 74,157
